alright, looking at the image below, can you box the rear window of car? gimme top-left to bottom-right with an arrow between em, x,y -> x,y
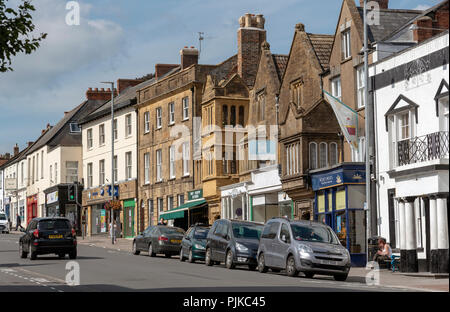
193,228 -> 209,239
232,223 -> 263,239
38,219 -> 71,230
290,223 -> 339,245
0,214 -> 6,221
159,227 -> 185,235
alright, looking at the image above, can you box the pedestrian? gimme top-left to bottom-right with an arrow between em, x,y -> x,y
15,213 -> 23,231
158,217 -> 166,226
373,237 -> 392,264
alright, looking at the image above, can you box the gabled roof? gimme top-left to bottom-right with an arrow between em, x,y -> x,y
207,54 -> 238,85
272,54 -> 288,81
307,33 -> 334,70
384,94 -> 419,131
356,8 -> 422,43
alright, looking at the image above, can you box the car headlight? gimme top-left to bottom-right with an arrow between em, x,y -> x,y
194,243 -> 205,250
236,242 -> 249,252
298,244 -> 313,258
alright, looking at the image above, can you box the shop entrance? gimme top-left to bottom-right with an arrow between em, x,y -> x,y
123,199 -> 135,238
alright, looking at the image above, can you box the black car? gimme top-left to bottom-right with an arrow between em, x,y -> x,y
179,224 -> 210,263
19,217 -> 77,260
132,225 -> 185,258
205,219 -> 263,270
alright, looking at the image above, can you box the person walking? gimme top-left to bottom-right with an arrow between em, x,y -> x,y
15,213 -> 22,231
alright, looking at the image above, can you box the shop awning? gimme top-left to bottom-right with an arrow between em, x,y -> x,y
159,199 -> 207,220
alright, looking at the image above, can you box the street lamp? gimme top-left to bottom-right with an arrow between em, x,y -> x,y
101,81 -> 115,245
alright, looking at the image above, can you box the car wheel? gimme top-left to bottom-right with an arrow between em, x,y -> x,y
58,253 -> 66,259
225,250 -> 235,270
286,256 -> 298,277
334,273 -> 348,282
132,241 -> 140,255
19,243 -> 28,259
69,249 -> 77,259
188,249 -> 195,263
258,254 -> 268,273
205,248 -> 213,266
148,244 -> 155,257
304,272 -> 314,279
179,248 -> 185,262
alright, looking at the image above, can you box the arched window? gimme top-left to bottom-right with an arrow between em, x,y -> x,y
309,142 -> 317,170
319,142 -> 328,168
330,142 -> 338,166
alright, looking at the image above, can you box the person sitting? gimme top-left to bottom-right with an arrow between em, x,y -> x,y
373,237 -> 392,266
158,217 -> 167,226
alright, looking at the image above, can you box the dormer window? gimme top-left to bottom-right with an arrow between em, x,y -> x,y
70,123 -> 81,133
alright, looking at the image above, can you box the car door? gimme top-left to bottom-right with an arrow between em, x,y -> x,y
211,221 -> 225,261
273,223 -> 292,268
217,221 -> 230,262
262,221 -> 280,267
138,226 -> 151,250
25,221 -> 37,250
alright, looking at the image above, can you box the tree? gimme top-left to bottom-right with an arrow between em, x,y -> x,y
0,0 -> 47,72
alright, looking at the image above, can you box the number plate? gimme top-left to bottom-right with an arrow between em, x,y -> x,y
319,259 -> 338,266
48,234 -> 63,239
171,239 -> 181,244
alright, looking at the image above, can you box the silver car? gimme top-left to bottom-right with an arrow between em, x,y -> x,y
257,218 -> 351,281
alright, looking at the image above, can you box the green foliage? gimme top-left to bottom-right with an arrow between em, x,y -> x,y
0,0 -> 47,72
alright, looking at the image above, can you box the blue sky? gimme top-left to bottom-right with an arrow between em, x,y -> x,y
0,0 -> 442,154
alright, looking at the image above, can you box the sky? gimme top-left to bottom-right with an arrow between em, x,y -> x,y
0,0 -> 443,155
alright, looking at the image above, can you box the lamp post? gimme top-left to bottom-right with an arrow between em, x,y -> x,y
101,81 -> 115,245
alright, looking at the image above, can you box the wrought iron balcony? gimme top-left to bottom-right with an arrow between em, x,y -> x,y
397,131 -> 449,167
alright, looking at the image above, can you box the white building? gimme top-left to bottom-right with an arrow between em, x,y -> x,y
371,31 -> 449,273
79,78 -> 154,238
25,94 -> 107,227
0,167 -> 4,214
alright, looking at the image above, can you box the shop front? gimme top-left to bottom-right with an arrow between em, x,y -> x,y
44,184 -> 82,234
26,195 -> 38,226
123,199 -> 136,238
310,163 -> 367,267
159,190 -> 209,230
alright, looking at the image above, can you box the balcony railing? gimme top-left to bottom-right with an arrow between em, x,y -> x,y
397,131 -> 449,166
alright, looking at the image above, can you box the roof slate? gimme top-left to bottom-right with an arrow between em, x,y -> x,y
307,34 -> 334,70
272,54 -> 289,81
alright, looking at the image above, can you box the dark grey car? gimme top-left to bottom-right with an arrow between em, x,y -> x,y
257,218 -> 351,281
132,225 -> 185,258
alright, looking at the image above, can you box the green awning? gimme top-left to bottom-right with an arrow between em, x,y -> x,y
159,199 -> 206,220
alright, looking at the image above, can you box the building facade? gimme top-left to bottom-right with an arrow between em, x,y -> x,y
372,31 -> 449,273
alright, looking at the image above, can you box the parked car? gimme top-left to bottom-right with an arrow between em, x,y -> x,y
257,218 -> 351,281
132,225 -> 185,258
205,219 -> 263,270
0,213 -> 10,233
179,224 -> 210,263
19,217 -> 77,260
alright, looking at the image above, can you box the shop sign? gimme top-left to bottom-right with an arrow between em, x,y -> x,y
4,178 -> 17,190
311,167 -> 365,191
46,191 -> 59,205
188,189 -> 203,201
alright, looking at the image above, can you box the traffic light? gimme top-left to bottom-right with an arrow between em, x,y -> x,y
68,184 -> 75,201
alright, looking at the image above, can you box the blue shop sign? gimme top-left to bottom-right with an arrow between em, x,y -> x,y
107,185 -> 119,197
311,165 -> 365,191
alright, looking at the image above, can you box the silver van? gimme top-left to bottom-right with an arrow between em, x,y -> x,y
257,218 -> 351,281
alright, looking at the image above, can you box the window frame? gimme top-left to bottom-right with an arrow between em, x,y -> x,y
87,162 -> 93,188
156,107 -> 162,129
125,151 -> 132,180
309,142 -> 318,170
169,145 -> 175,179
99,124 -> 105,145
125,114 -> 132,137
144,112 -> 150,134
156,149 -> 162,182
168,102 -> 175,125
87,128 -> 93,149
182,96 -> 189,121
99,159 -> 105,185
144,152 -> 150,184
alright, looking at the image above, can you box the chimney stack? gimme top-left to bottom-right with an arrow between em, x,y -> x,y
86,87 -> 118,101
180,46 -> 199,70
117,78 -> 145,94
28,141 -> 34,147
360,0 -> 388,9
413,16 -> 434,43
155,64 -> 179,79
14,144 -> 19,156
237,13 -> 267,87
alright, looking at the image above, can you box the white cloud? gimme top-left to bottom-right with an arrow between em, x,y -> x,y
413,4 -> 431,10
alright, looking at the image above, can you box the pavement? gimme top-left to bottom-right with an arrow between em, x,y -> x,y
1,232 -> 448,292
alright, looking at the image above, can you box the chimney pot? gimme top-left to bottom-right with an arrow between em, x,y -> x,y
14,144 -> 19,156
28,141 -> 33,147
180,47 -> 199,70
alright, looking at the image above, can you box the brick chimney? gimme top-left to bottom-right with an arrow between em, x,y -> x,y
180,46 -> 199,70
413,16 -> 434,43
86,87 -> 118,101
237,13 -> 267,87
13,144 -> 19,156
117,78 -> 144,94
155,64 -> 179,80
28,141 -> 34,147
360,0 -> 388,9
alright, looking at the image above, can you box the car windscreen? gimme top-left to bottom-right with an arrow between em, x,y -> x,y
290,224 -> 339,245
231,223 -> 263,239
38,219 -> 71,230
0,214 -> 6,221
193,228 -> 209,239
159,227 -> 185,235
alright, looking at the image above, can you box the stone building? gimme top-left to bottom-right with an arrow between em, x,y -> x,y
278,22 -> 339,220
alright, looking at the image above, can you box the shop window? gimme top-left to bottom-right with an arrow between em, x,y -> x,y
335,210 -> 347,247
348,210 -> 366,253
